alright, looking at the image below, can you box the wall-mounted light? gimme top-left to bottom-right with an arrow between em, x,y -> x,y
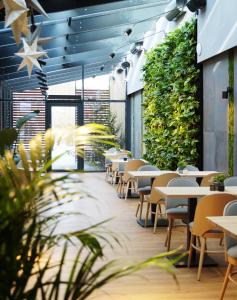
109,52 -> 115,59
222,87 -> 232,99
121,61 -> 130,69
165,7 -> 186,21
116,67 -> 123,74
186,0 -> 206,12
124,28 -> 132,36
130,41 -> 143,55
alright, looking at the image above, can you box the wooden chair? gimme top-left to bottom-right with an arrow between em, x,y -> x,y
121,160 -> 146,199
135,164 -> 160,220
187,193 -> 236,281
220,200 -> 237,299
200,173 -> 221,187
165,178 -> 199,251
144,173 -> 179,233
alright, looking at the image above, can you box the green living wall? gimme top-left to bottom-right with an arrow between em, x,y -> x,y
143,20 -> 200,170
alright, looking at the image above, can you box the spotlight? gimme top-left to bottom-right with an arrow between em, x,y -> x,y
92,74 -> 96,78
40,86 -> 48,90
38,82 -> 48,87
124,28 -> 132,36
37,76 -> 47,83
66,34 -> 69,40
109,52 -> 115,59
116,67 -> 123,74
121,61 -> 130,69
38,59 -> 46,66
100,65 -> 104,71
35,70 -> 47,77
186,0 -> 206,12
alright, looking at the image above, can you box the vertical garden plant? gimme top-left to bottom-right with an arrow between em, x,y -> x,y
143,20 -> 200,170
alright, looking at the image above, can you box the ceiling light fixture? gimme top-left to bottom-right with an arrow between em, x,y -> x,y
124,28 -> 132,36
35,70 -> 47,77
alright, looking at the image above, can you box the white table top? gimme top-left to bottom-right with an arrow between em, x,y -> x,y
155,186 -> 237,198
128,170 -> 218,178
208,216 -> 237,238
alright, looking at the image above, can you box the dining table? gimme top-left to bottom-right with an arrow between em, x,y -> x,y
207,216 -> 237,238
155,186 -> 237,267
128,170 -> 219,227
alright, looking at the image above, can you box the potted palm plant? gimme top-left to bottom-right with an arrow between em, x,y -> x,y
0,124 -> 181,299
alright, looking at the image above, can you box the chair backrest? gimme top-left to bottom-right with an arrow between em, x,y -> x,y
224,200 -> 237,250
224,176 -> 237,186
123,159 -> 146,182
137,165 -> 160,188
166,178 -> 199,209
191,193 -> 236,237
150,173 -> 179,202
200,173 -> 221,187
184,165 -> 199,171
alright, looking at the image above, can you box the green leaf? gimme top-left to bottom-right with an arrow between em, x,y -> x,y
16,110 -> 40,129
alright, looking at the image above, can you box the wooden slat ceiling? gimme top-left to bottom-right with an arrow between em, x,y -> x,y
0,0 -> 171,92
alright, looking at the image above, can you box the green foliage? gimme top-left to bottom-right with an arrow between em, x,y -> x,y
143,20 -> 200,170
106,111 -> 125,148
0,110 -> 40,156
214,173 -> 229,184
0,126 -> 180,299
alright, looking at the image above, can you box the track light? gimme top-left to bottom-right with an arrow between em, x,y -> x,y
100,65 -> 104,71
35,70 -> 46,77
68,17 -> 72,26
109,52 -> 115,59
124,28 -> 132,36
186,0 -> 206,12
38,59 -> 46,66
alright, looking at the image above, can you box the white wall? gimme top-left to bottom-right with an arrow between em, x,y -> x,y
197,0 -> 237,63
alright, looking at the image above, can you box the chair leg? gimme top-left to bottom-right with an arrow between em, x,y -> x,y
125,181 -> 130,200
197,237 -> 206,281
220,262 -> 233,300
166,218 -> 173,251
219,238 -> 224,246
153,204 -> 159,234
145,202 -> 151,227
139,194 -> 144,220
135,202 -> 140,218
188,233 -> 195,267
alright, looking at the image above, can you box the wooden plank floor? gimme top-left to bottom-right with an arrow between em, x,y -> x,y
57,173 -> 237,300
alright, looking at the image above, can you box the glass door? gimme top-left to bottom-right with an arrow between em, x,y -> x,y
46,102 -> 83,171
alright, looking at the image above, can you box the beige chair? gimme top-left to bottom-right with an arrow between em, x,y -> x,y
144,173 -> 179,233
200,173 -> 221,187
220,200 -> 237,299
187,193 -> 236,281
120,160 -> 146,199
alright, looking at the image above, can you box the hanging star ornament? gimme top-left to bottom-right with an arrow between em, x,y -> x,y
15,38 -> 46,77
2,0 -> 29,44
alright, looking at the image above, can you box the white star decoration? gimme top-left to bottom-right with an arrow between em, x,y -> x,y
15,38 -> 46,77
2,0 -> 29,44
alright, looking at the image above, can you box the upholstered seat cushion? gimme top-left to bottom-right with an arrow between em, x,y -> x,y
138,186 -> 151,194
166,207 -> 188,214
189,222 -> 222,233
227,245 -> 237,258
